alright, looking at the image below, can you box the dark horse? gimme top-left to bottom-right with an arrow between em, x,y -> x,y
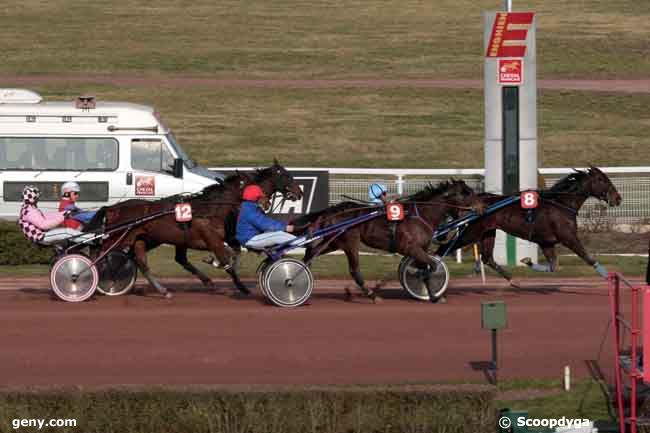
294,180 -> 485,302
439,166 -> 622,283
88,161 -> 302,297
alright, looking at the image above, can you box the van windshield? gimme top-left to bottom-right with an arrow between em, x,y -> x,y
166,133 -> 196,168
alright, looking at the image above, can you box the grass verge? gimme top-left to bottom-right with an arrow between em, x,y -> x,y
13,86 -> 650,168
0,385 -> 494,433
1,0 -> 648,79
0,244 -> 645,280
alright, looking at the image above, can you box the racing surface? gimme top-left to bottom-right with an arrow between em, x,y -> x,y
0,275 -> 632,389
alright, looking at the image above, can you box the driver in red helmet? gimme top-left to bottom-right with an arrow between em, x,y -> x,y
236,184 -> 296,249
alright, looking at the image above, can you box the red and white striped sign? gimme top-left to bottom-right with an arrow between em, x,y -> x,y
486,12 -> 535,58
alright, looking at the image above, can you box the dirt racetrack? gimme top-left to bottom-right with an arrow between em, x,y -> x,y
0,275 -> 635,389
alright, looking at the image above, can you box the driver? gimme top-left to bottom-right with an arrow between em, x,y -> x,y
18,186 -> 69,243
58,181 -> 96,230
236,184 -> 296,249
368,183 -> 388,205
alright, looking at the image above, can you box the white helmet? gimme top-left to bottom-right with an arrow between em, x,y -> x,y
61,181 -> 81,196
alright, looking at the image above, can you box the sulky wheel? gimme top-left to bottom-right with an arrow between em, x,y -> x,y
399,255 -> 449,302
261,258 -> 313,307
50,254 -> 99,302
256,258 -> 272,296
96,251 -> 138,296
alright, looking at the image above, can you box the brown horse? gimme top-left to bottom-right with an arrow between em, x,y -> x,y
295,180 -> 485,302
91,161 -> 302,297
438,166 -> 622,282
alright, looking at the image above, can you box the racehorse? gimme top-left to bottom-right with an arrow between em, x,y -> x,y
439,166 -> 622,283
294,180 -> 485,302
89,160 -> 302,297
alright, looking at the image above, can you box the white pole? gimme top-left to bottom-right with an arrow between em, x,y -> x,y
396,175 -> 404,195
456,248 -> 462,264
480,255 -> 486,285
564,365 -> 571,391
505,0 -> 512,11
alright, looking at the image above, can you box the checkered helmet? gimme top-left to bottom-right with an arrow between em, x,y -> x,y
22,186 -> 40,204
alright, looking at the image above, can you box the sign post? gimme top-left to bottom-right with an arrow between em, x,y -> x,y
481,300 -> 507,384
484,10 -> 538,267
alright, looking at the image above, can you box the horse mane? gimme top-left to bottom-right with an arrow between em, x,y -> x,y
548,170 -> 588,194
292,201 -> 368,226
402,181 -> 454,202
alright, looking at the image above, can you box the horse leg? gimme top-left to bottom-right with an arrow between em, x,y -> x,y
133,239 -> 171,299
480,232 -> 515,285
409,247 -> 447,304
560,234 -> 607,278
210,239 -> 250,295
342,246 -> 379,303
175,247 -> 215,289
520,245 -> 558,273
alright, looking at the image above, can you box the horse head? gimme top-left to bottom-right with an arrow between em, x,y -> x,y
255,159 -> 303,201
585,166 -> 622,207
443,179 -> 486,215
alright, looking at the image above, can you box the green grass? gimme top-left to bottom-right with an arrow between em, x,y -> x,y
1,1 -> 648,79
496,379 -> 613,422
0,245 -> 644,279
0,386 -> 495,433
19,86 -> 650,168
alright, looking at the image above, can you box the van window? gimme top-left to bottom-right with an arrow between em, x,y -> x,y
0,137 -> 118,171
131,139 -> 175,174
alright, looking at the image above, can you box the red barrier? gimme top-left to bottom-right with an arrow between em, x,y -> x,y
609,272 -> 650,433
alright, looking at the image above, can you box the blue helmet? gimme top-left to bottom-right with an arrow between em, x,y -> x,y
368,183 -> 387,203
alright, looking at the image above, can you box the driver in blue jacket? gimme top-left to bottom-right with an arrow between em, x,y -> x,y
368,183 -> 388,204
236,184 -> 296,249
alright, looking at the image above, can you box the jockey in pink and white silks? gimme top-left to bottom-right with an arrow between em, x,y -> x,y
18,186 -> 68,243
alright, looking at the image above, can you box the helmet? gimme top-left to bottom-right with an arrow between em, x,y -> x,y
61,181 -> 80,196
22,185 -> 40,204
242,184 -> 265,201
368,183 -> 387,203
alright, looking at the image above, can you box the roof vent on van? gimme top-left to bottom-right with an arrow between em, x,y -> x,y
0,89 -> 43,104
75,95 -> 96,110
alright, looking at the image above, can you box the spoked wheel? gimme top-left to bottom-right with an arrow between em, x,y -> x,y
256,258 -> 272,296
50,254 -> 99,302
96,251 -> 137,296
261,258 -> 313,307
399,255 -> 449,302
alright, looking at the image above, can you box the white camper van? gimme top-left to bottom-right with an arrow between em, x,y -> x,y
0,89 -> 221,219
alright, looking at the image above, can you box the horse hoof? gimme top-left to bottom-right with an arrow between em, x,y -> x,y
231,290 -> 251,299
370,293 -> 382,304
432,296 -> 447,304
164,292 -> 173,300
344,287 -> 353,302
509,279 -> 522,289
520,257 -> 533,267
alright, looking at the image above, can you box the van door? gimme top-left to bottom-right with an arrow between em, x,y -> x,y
128,138 -> 184,200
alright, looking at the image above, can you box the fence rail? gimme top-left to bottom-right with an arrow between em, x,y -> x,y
210,166 -> 650,226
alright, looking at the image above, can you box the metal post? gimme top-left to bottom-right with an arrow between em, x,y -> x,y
609,273 -> 625,433
631,286 -> 639,433
504,0 -> 512,11
491,328 -> 498,384
396,175 -> 404,195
